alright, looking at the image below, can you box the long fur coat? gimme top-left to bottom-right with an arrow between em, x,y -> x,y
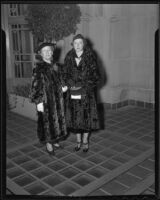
30,61 -> 67,143
63,47 -> 100,133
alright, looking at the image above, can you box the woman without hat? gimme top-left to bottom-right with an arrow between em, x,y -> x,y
30,42 -> 68,155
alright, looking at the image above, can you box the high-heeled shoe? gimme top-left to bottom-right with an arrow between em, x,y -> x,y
83,142 -> 89,153
46,144 -> 55,156
53,143 -> 63,149
74,142 -> 81,151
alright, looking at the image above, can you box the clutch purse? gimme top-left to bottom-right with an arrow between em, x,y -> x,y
70,86 -> 86,100
71,95 -> 81,99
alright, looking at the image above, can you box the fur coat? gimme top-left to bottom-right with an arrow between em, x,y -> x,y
30,61 -> 67,143
63,47 -> 100,133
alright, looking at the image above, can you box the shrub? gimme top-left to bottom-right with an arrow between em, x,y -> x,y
25,4 -> 81,49
12,83 -> 31,98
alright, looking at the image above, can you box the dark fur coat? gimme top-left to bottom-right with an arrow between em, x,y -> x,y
63,47 -> 100,133
30,61 -> 67,143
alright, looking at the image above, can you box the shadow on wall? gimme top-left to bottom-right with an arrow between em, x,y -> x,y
86,38 -> 108,130
53,46 -> 62,64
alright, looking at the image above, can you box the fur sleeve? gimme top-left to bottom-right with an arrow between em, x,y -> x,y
82,51 -> 100,92
29,64 -> 45,104
63,51 -> 75,87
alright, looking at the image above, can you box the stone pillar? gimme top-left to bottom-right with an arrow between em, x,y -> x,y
1,4 -> 14,92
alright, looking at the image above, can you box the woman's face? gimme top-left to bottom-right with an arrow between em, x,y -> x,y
73,38 -> 84,53
40,46 -> 53,61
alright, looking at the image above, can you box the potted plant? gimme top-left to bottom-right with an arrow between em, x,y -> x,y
9,84 -> 37,120
25,4 -> 81,49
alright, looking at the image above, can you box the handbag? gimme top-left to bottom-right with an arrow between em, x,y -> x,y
70,87 -> 86,99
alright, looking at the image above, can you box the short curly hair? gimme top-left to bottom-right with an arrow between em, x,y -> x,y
71,34 -> 87,49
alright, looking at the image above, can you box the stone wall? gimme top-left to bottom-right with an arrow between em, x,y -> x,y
58,4 -> 158,105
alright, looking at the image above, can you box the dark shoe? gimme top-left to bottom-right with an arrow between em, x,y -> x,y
74,142 -> 81,152
83,142 -> 89,153
46,144 -> 55,156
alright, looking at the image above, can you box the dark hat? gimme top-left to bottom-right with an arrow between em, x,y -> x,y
73,34 -> 85,42
36,42 -> 56,53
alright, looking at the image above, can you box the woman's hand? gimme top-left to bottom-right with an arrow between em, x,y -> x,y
37,102 -> 44,112
62,86 -> 68,92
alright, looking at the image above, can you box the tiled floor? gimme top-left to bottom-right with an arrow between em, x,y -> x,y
6,105 -> 155,196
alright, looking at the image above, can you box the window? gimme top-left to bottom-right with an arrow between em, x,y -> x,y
8,4 -> 27,17
8,4 -> 34,78
10,23 -> 33,78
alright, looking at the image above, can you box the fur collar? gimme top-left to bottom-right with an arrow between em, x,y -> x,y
67,47 -> 94,60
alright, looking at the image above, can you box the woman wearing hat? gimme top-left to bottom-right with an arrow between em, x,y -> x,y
30,42 -> 68,155
63,34 -> 100,152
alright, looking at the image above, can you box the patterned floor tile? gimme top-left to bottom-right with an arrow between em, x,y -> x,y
100,159 -> 120,170
101,180 -> 129,195
60,167 -> 81,179
7,167 -> 26,179
31,167 -> 53,179
47,161 -> 67,172
87,154 -> 106,165
89,188 -> 109,196
55,182 -> 80,196
139,159 -> 154,172
43,174 -> 65,187
128,165 -> 153,179
6,106 -> 155,196
20,161 -> 41,171
73,160 -> 93,171
61,154 -> 80,165
72,174 -> 95,186
14,174 -> 36,187
25,182 -> 48,195
115,173 -> 142,188
87,166 -> 109,178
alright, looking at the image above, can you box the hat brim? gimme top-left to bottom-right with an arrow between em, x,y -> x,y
37,42 -> 56,53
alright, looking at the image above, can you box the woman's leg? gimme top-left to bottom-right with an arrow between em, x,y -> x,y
75,133 -> 82,151
82,132 -> 89,152
53,142 -> 63,149
37,111 -> 45,143
46,143 -> 53,151
54,143 -> 60,147
46,142 -> 55,155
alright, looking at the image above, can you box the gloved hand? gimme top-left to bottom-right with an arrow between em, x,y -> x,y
62,86 -> 68,92
37,102 -> 44,112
